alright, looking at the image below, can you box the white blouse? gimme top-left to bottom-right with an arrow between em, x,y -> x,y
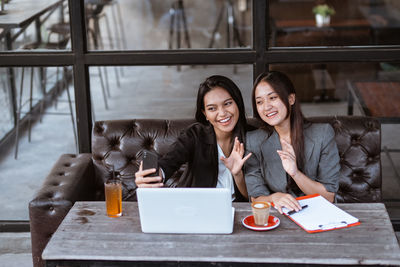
216,144 -> 235,201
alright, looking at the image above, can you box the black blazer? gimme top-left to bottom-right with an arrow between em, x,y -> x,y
159,123 -> 247,202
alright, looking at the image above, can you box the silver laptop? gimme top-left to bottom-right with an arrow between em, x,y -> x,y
137,188 -> 234,234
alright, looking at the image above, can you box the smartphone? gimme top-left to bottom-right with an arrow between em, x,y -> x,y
141,149 -> 159,177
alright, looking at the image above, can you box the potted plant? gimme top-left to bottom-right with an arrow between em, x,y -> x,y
312,4 -> 335,27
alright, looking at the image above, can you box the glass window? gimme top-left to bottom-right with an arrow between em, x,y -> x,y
0,1 -> 70,52
89,65 -> 253,120
0,66 -> 76,220
85,0 -> 252,51
269,0 -> 400,47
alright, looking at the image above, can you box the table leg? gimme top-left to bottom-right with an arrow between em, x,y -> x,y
35,17 -> 42,44
34,17 -> 47,96
347,81 -> 354,115
383,146 -> 400,182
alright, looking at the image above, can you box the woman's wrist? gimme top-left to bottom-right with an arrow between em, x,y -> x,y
232,171 -> 240,178
253,195 -> 271,203
231,168 -> 243,178
290,169 -> 301,179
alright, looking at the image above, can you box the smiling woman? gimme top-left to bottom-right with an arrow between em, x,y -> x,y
245,71 -> 340,213
202,87 -> 240,155
135,75 -> 254,201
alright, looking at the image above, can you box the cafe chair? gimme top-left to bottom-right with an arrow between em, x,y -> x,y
86,1 -> 121,91
14,30 -> 78,159
29,116 -> 381,267
103,0 -> 127,54
85,2 -> 124,111
169,0 -> 191,50
14,64 -> 77,159
45,16 -> 111,112
208,0 -> 243,49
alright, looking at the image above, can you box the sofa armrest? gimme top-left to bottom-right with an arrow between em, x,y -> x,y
29,153 -> 94,267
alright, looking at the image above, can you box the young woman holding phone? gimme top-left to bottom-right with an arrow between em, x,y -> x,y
135,75 -> 253,201
245,71 -> 340,213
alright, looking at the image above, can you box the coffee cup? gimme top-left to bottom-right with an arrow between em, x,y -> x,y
251,201 -> 270,226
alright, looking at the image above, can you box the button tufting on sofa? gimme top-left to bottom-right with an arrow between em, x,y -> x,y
94,123 -> 104,134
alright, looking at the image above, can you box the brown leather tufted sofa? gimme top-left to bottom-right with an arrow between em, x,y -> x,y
29,116 -> 381,267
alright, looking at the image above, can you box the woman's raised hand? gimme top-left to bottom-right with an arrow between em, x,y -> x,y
135,161 -> 163,188
276,138 -> 298,177
221,137 -> 252,176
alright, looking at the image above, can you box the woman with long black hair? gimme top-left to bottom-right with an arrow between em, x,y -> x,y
135,75 -> 253,201
245,71 -> 340,213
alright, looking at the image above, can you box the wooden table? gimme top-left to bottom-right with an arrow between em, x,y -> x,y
347,81 -> 400,123
273,18 -> 370,31
0,0 -> 63,26
0,0 -> 64,41
270,18 -> 371,46
358,5 -> 400,44
42,201 -> 400,266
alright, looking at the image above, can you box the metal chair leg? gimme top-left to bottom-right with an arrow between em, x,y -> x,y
54,66 -> 60,109
94,18 -> 111,98
168,3 -> 176,50
14,67 -> 25,159
112,3 -> 125,76
28,67 -> 34,142
179,0 -> 191,48
103,13 -> 120,88
63,67 -> 78,154
87,19 -> 108,111
97,67 -> 109,110
209,3 -> 224,48
91,93 -> 96,123
39,67 -> 45,123
116,1 -> 127,51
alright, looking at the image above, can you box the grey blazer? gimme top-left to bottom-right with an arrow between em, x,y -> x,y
245,123 -> 340,198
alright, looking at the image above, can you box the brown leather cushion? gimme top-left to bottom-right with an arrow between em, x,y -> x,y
308,116 -> 381,202
91,119 -> 195,200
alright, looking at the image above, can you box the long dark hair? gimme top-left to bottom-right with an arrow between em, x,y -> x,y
195,75 -> 248,144
252,71 -> 306,193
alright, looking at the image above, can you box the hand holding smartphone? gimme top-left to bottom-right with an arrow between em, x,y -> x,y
135,149 -> 163,187
140,149 -> 159,177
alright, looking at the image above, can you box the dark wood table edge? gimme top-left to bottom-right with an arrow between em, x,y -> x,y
45,259 -> 400,267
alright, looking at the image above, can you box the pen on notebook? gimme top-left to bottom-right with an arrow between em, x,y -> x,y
287,205 -> 308,215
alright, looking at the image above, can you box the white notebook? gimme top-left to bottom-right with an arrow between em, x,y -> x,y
281,194 -> 360,233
